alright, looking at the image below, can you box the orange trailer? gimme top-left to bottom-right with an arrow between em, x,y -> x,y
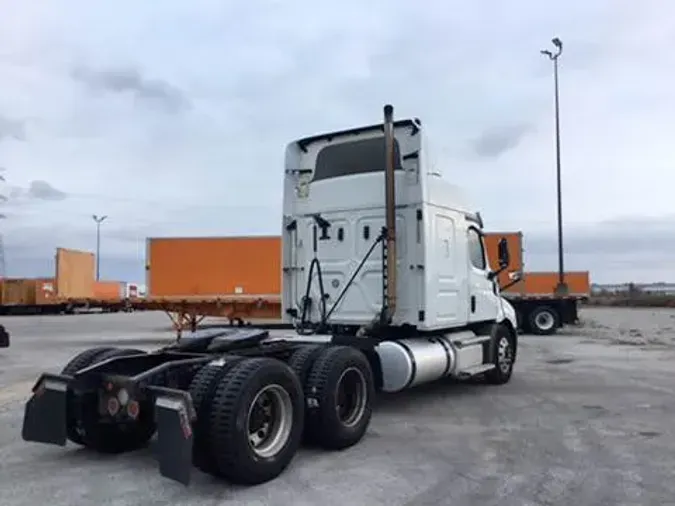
55,247 -> 96,300
0,248 -> 134,316
0,278 -> 56,306
146,236 -> 281,297
484,231 -> 590,335
140,236 -> 283,337
93,281 -> 125,301
138,232 -> 590,337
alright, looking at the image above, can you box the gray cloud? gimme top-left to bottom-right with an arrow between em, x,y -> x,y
0,115 -> 26,142
26,180 -> 67,201
70,65 -> 191,113
5,180 -> 68,202
524,216 -> 675,256
0,0 -> 673,287
471,123 -> 534,158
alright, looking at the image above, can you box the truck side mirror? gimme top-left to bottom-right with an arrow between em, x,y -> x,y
497,237 -> 510,269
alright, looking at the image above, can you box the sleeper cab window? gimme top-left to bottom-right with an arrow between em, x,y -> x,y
468,228 -> 486,270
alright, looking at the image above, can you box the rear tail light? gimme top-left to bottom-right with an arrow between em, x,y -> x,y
127,400 -> 140,419
107,396 -> 120,416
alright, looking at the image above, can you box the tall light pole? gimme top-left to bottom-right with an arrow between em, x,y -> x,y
541,37 -> 568,297
92,214 -> 107,281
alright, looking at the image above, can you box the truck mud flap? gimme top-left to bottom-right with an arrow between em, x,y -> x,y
0,325 -> 9,348
21,373 -> 70,446
149,386 -> 196,486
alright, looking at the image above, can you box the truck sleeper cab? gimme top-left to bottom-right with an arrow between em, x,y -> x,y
21,105 -> 519,488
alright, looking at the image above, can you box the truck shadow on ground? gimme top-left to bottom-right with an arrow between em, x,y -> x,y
34,376 -> 506,496
374,375 -> 501,410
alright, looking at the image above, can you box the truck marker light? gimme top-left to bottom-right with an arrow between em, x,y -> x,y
107,396 -> 120,416
117,388 -> 129,406
127,400 -> 140,419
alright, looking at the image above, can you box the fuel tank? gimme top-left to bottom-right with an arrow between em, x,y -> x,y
374,331 -> 476,393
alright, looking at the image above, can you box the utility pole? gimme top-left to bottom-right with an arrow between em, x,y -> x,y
540,37 -> 568,297
92,215 -> 107,281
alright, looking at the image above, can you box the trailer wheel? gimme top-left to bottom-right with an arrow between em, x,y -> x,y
528,305 -> 560,336
484,324 -> 516,385
68,348 -> 156,453
304,346 -> 375,450
187,357 -> 245,474
207,357 -> 303,485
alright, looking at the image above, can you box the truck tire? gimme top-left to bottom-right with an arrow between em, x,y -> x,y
61,346 -> 117,376
288,345 -> 325,387
484,324 -> 516,385
207,357 -> 304,485
61,346 -> 118,445
67,348 -> 156,453
528,305 -> 560,336
304,346 -> 375,450
187,357 -> 246,474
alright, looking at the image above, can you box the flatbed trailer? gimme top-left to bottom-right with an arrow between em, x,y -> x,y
499,271 -> 590,335
21,105 -> 522,486
0,298 -> 135,316
131,295 -> 283,338
483,232 -> 590,335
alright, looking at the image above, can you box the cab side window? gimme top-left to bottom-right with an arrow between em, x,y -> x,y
467,228 -> 486,270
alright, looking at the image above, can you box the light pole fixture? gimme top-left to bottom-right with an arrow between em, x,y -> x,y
540,37 -> 568,297
92,214 -> 107,281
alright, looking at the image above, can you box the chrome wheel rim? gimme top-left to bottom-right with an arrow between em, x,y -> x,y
246,384 -> 293,458
534,311 -> 555,331
497,336 -> 513,374
335,367 -> 367,427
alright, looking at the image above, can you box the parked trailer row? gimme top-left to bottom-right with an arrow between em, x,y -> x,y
22,104 -> 521,487
0,247 -> 146,321
144,234 -> 589,337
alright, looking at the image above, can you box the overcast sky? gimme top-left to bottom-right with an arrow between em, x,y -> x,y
1,0 -> 673,285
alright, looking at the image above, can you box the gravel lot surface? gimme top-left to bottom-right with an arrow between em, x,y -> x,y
1,307 -> 674,506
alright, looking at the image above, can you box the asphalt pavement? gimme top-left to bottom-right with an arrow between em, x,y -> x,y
1,309 -> 674,506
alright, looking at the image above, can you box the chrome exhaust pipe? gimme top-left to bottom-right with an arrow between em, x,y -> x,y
383,104 -> 397,321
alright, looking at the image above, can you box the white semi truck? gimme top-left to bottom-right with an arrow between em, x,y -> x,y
22,105 -> 519,486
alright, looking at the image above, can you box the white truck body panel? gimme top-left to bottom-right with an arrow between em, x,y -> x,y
281,119 -> 512,332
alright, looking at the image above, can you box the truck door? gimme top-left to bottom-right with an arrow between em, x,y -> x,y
466,227 -> 499,323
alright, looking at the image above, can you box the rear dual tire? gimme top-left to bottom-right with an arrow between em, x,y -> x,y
189,357 -> 304,485
289,345 -> 375,450
188,346 -> 375,485
61,347 -> 155,453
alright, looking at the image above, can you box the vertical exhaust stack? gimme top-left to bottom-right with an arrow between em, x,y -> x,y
383,104 -> 397,322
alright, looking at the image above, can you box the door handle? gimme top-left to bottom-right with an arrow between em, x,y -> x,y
470,296 -> 476,313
